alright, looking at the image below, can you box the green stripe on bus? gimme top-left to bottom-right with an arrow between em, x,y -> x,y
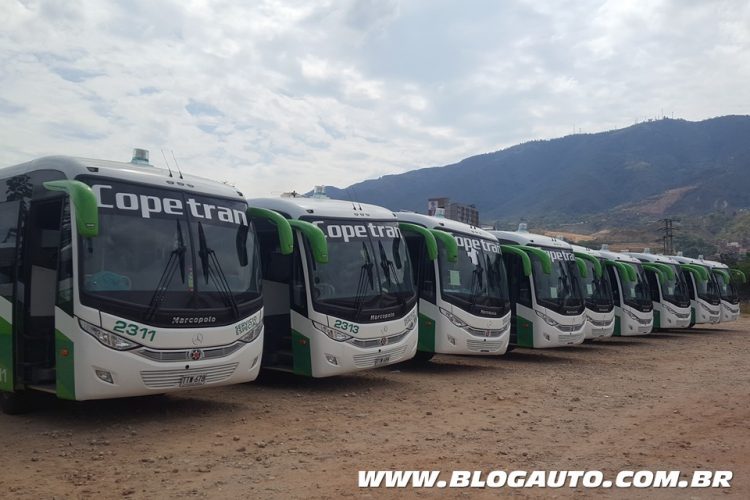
613,315 -> 622,336
417,313 -> 436,353
55,330 -> 76,400
291,329 -> 313,377
0,315 -> 13,392
653,309 -> 661,329
516,316 -> 534,347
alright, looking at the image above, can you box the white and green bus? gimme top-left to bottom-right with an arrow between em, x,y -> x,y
0,151 -> 289,414
596,247 -> 653,336
249,196 -> 418,377
489,227 -> 586,348
626,251 -> 692,330
570,245 -> 615,339
396,213 -> 511,359
701,259 -> 742,323
672,254 -> 720,325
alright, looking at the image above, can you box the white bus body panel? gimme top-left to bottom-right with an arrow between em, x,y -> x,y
653,300 -> 691,329
692,298 -> 721,325
516,303 -> 586,348
58,308 -> 263,400
583,308 -> 615,339
294,306 -> 418,378
720,300 -> 740,323
614,305 -> 653,336
420,300 -> 510,355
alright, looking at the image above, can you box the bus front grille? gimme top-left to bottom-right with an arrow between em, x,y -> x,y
140,363 -> 238,388
352,345 -> 407,368
137,342 -> 244,362
466,339 -> 505,352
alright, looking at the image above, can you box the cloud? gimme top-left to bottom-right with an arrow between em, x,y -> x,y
0,0 -> 748,198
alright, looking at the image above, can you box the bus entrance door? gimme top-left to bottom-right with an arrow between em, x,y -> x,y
18,198 -> 64,388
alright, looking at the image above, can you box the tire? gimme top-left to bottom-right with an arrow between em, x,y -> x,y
0,391 -> 33,415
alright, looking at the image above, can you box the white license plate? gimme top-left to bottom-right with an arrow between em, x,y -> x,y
179,374 -> 207,387
373,355 -> 391,366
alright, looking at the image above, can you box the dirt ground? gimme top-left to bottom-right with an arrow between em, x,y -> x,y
1,318 -> 748,499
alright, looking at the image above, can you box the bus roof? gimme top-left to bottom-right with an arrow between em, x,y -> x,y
247,196 -> 398,221
671,255 -> 713,268
697,259 -> 728,270
624,251 -> 682,265
488,230 -> 572,250
570,244 -> 605,258
395,212 -> 498,240
0,155 -> 244,200
596,248 -> 642,265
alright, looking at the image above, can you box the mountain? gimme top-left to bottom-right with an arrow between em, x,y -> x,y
321,115 -> 750,224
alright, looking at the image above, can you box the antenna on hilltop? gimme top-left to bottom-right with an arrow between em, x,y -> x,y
170,150 -> 184,179
160,149 -> 174,178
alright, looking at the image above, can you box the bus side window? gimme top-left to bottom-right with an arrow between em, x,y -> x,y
290,244 -> 307,315
503,253 -> 531,308
0,200 -> 20,299
56,201 -> 73,315
607,267 -> 621,305
682,270 -> 695,300
645,271 -> 660,302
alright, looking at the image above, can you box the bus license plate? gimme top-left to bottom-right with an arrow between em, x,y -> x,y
373,355 -> 391,366
179,374 -> 207,387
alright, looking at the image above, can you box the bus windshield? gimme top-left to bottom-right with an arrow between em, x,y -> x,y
78,177 -> 261,327
696,269 -> 721,305
303,218 -> 416,323
579,258 -> 614,312
531,247 -> 584,315
660,264 -> 691,308
438,233 -> 510,317
621,264 -> 652,311
713,270 -> 739,304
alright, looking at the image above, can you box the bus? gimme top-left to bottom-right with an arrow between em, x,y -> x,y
570,245 -> 615,339
596,247 -> 653,336
248,196 -> 418,377
396,212 -> 511,360
700,259 -> 741,323
489,227 -> 586,348
0,151 -> 288,414
625,251 -> 691,330
672,254 -> 720,325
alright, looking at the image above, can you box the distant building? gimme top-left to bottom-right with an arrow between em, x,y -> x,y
427,197 -> 479,226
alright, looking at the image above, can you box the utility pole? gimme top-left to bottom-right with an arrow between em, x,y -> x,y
660,218 -> 679,254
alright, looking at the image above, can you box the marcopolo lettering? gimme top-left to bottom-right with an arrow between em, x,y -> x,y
545,250 -> 576,262
92,184 -> 247,225
313,221 -> 402,243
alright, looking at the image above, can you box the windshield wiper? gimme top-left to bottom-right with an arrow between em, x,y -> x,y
198,222 -> 239,318
468,259 -> 484,309
354,242 -> 375,318
146,220 -> 186,321
378,240 -> 408,313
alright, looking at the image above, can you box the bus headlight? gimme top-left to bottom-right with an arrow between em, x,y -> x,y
535,311 -> 560,327
439,307 -> 467,328
238,322 -> 263,343
312,321 -> 352,342
79,319 -> 141,351
404,310 -> 418,331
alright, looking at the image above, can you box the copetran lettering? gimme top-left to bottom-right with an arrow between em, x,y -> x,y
91,184 -> 247,225
312,221 -> 402,243
545,250 -> 576,262
453,235 -> 500,254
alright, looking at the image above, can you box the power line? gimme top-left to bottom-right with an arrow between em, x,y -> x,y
660,218 -> 680,254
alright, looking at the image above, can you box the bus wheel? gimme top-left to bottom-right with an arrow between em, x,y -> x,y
411,350 -> 435,363
0,391 -> 32,415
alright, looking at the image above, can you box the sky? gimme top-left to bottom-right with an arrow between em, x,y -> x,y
1,0 -> 749,197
